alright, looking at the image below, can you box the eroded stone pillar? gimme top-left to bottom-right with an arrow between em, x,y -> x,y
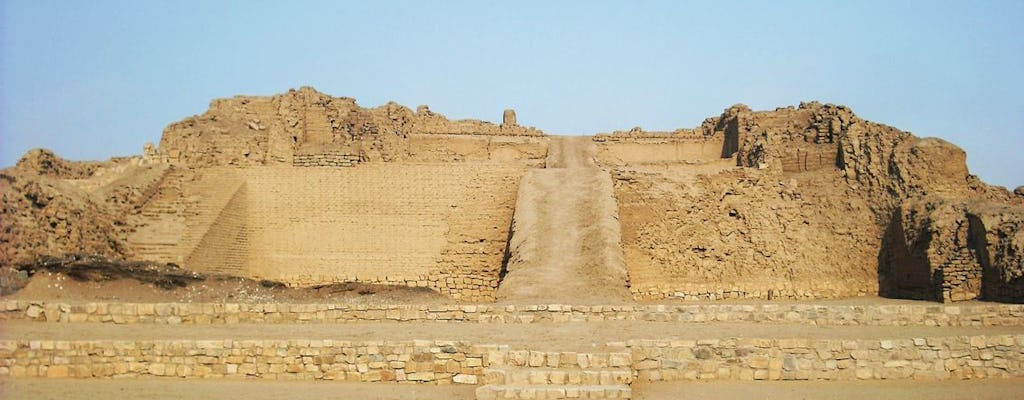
502,109 -> 517,128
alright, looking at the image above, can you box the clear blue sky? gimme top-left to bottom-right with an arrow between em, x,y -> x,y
2,1 -> 1022,187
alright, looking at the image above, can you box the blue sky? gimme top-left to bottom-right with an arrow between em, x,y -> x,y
1,1 -> 1022,187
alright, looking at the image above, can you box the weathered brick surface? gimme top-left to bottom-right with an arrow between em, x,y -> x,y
130,164 -> 523,301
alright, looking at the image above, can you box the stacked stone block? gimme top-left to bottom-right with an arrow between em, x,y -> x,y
4,300 -> 1022,327
1,335 -> 1020,385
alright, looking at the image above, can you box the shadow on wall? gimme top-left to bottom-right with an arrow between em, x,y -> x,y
969,213 -> 1024,303
877,210 -> 941,302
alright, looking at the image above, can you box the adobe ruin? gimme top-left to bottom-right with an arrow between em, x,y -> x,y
1,87 -> 1022,304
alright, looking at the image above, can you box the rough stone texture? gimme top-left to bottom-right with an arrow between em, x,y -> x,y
614,165 -> 880,300
502,109 -> 517,128
967,203 -> 1024,302
603,101 -> 1024,302
0,150 -> 170,266
13,149 -> 102,179
1,335 -> 1020,383
3,300 -> 1023,327
159,87 -> 544,168
624,335 -> 1024,382
0,339 -> 489,383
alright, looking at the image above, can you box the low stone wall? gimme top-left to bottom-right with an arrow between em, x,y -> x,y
0,339 -> 490,383
2,335 -> 1020,382
631,284 -> 875,301
626,335 -> 1024,381
3,300 -> 1022,327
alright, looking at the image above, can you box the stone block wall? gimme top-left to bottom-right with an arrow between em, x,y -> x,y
632,284 -> 875,302
0,339 -> 489,383
940,253 -> 983,302
1,335 -> 1020,383
4,300 -> 1022,327
626,335 -> 1024,382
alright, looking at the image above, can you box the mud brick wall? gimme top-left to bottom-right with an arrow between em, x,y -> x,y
405,134 -> 547,166
292,152 -> 360,167
593,137 -> 725,166
5,301 -> 1022,328
184,183 -> 249,275
779,144 -> 838,173
131,164 -> 522,301
0,339 -> 491,384
163,165 -> 523,301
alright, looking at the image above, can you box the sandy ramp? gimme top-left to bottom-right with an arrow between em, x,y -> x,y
497,136 -> 631,304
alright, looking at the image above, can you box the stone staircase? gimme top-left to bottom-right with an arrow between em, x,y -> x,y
477,350 -> 634,400
128,168 -> 190,263
129,168 -> 245,270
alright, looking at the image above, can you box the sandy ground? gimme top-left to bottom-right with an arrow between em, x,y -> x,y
497,136 -> 632,304
4,320 -> 1020,351
8,270 -> 964,306
5,272 -> 449,304
4,377 -> 1023,400
0,378 -> 476,400
632,378 -> 1024,400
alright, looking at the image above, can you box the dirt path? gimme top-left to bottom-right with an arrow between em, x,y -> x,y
497,136 -> 631,304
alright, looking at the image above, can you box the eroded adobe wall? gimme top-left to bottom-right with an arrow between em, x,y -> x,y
610,101 -> 1024,302
593,138 -> 725,166
0,150 -> 169,267
406,134 -> 548,166
182,182 -> 249,277
159,87 -> 547,168
968,204 -> 1024,302
728,102 -> 1024,302
614,165 -> 881,300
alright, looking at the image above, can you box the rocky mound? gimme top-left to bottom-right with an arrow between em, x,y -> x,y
0,150 -> 168,267
691,102 -> 1022,301
159,87 -> 543,167
13,148 -> 101,179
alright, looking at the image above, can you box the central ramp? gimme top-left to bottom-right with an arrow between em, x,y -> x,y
497,136 -> 631,304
